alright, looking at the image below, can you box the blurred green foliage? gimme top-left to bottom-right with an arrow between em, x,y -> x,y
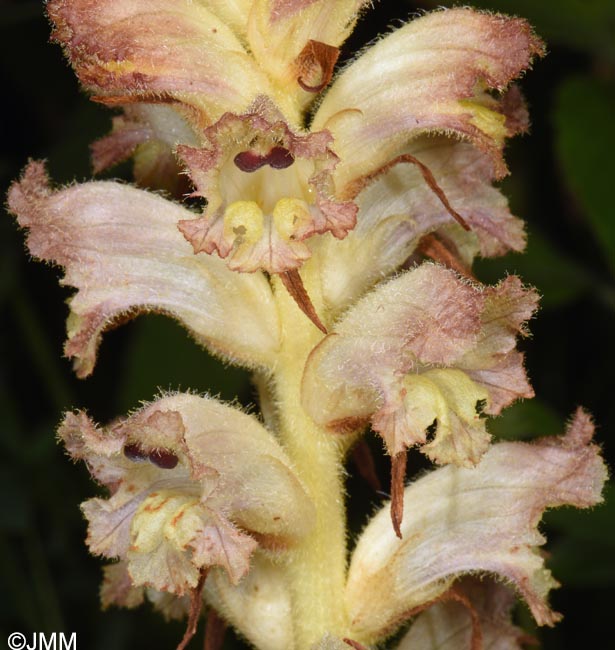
2,1 -> 614,648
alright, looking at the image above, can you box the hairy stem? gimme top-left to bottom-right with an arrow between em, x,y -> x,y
272,272 -> 349,649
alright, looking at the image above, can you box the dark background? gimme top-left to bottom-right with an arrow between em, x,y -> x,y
1,0 -> 614,648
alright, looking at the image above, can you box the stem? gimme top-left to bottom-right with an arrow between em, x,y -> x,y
272,272 -> 349,649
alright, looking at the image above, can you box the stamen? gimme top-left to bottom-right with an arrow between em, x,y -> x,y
233,147 -> 294,172
149,448 -> 179,469
123,443 -> 148,462
267,146 -> 294,169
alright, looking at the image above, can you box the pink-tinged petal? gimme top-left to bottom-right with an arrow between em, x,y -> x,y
7,161 -> 280,375
247,0 -> 368,109
345,409 -> 607,643
395,578 -> 528,650
47,0 -> 274,122
101,561 -> 145,610
303,265 -> 483,451
303,265 -> 536,463
178,99 -> 356,274
319,138 -> 527,313
457,275 -> 539,414
313,8 -> 544,190
92,104 -> 198,195
205,553 -> 293,650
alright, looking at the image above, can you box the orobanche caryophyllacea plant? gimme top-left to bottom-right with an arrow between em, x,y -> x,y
7,2 -> 607,650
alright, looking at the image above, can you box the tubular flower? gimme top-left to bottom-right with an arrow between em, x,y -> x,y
344,410 -> 606,645
60,393 -> 315,598
9,3 -> 604,650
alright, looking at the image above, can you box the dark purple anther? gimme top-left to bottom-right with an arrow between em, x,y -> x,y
234,147 -> 294,172
266,146 -> 295,169
149,448 -> 179,469
234,150 -> 266,172
123,443 -> 148,462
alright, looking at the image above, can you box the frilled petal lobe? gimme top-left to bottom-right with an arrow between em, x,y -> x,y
319,139 -> 526,314
7,162 -> 280,376
313,8 -> 544,190
47,0 -> 274,122
205,553 -> 293,650
178,99 -> 356,273
59,394 -> 316,595
303,264 -> 537,465
345,409 -> 606,643
395,579 -> 527,650
247,0 -> 367,109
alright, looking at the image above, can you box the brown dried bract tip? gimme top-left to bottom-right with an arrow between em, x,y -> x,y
177,568 -> 209,650
296,40 -> 340,93
352,438 -> 382,492
417,233 -> 475,279
390,450 -> 407,539
445,586 -> 483,650
279,269 -> 327,334
203,608 -> 227,650
343,638 -> 368,650
343,154 -> 471,231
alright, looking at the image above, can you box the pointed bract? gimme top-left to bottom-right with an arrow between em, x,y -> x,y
319,139 -> 526,314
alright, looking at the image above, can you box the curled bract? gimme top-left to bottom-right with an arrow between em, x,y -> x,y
345,409 -> 607,643
59,393 -> 315,596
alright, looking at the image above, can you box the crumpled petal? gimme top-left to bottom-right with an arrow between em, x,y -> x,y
312,8 -> 544,191
248,0 -> 367,109
345,409 -> 607,643
7,161 -> 280,376
47,0 -> 274,122
395,578 -> 528,650
178,98 -> 356,273
302,264 -> 537,465
102,560 -> 192,619
101,561 -> 146,610
318,139 -> 526,314
205,552 -> 293,650
59,393 -> 316,595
